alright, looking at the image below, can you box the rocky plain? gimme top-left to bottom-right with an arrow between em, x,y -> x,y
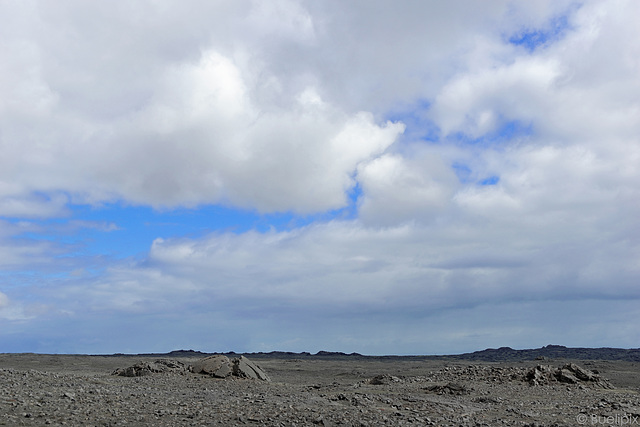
1,345 -> 639,426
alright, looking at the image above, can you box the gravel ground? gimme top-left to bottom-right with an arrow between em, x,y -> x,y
1,354 -> 639,426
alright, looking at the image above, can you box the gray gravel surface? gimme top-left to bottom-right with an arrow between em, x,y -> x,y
1,354 -> 639,426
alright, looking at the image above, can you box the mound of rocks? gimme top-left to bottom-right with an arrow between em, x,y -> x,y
112,359 -> 187,377
113,355 -> 270,381
525,363 -> 613,388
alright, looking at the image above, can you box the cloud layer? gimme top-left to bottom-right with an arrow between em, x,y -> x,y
0,5 -> 404,213
1,0 -> 639,354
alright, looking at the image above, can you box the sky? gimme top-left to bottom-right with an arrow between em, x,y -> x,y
1,0 -> 639,355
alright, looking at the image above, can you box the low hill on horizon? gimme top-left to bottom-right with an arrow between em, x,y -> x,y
119,345 -> 640,362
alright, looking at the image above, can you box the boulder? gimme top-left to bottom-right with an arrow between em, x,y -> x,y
232,356 -> 271,381
555,368 -> 580,384
190,355 -> 233,378
562,363 -> 596,381
190,355 -> 271,381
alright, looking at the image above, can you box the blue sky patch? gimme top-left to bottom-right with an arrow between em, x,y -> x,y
508,14 -> 571,52
452,163 -> 473,184
7,192 -> 364,264
480,176 -> 500,186
452,165 -> 500,186
450,119 -> 533,148
385,99 -> 440,143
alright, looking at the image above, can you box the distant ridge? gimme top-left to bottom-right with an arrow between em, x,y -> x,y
446,345 -> 640,362
119,345 -> 640,362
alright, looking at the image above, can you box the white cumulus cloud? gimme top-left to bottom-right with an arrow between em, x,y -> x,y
1,0 -> 639,354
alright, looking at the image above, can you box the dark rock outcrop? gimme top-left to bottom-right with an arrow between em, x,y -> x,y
112,359 -> 187,377
525,363 -> 613,388
112,355 -> 270,381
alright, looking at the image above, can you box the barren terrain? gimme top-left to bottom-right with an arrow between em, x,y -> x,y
1,349 -> 639,426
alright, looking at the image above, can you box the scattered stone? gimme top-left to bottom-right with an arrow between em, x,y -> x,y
368,374 -> 401,385
424,382 -> 469,395
62,392 -> 76,400
1,352 -> 637,427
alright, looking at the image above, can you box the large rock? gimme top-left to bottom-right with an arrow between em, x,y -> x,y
190,355 -> 233,378
232,356 -> 271,381
190,355 -> 271,381
562,363 -> 596,381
